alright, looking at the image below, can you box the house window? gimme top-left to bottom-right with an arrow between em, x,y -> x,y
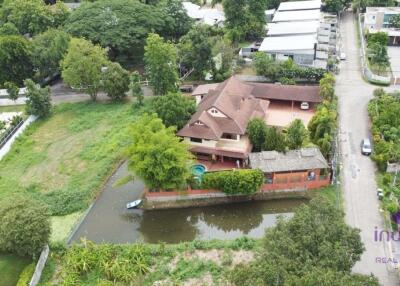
307,171 -> 316,181
190,137 -> 202,143
221,133 -> 237,140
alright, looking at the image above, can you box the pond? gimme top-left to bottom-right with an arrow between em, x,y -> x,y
70,162 -> 307,244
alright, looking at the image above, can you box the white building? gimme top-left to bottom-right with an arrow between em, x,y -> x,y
267,21 -> 320,36
272,9 -> 321,22
277,0 -> 322,12
183,2 -> 225,27
259,35 -> 317,66
364,7 -> 400,45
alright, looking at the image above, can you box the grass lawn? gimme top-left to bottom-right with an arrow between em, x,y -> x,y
0,105 -> 26,113
0,102 -> 139,216
0,254 -> 31,286
50,211 -> 83,243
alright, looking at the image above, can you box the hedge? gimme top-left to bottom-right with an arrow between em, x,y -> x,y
16,263 -> 35,286
202,169 -> 264,195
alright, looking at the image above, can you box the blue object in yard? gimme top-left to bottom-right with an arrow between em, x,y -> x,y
191,164 -> 207,180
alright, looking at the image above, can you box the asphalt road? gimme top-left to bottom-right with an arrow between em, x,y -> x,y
337,11 -> 399,285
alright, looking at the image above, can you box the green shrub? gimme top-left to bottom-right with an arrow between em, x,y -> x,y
0,195 -> 50,258
202,169 -> 264,195
16,263 -> 35,286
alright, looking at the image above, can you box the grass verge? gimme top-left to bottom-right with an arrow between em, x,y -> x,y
0,254 -> 31,286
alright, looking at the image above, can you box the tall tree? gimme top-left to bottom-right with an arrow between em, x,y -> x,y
101,62 -> 130,101
0,36 -> 33,87
64,0 -> 164,63
4,82 -> 19,102
144,33 -> 179,95
264,127 -> 286,152
178,25 -> 214,79
24,79 -> 52,118
246,118 -> 268,152
286,119 -> 308,149
230,197 -> 374,286
151,92 -> 196,129
31,29 -> 71,82
222,0 -> 267,40
61,38 -> 109,101
127,114 -> 192,190
130,71 -> 144,105
158,0 -> 193,40
0,195 -> 50,259
319,73 -> 336,101
0,0 -> 68,35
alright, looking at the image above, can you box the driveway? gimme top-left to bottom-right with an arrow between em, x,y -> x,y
388,46 -> 400,85
337,11 -> 399,285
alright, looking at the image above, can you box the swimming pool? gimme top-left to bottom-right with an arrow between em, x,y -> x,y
191,164 -> 207,177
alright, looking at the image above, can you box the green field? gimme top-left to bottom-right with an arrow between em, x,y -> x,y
0,105 -> 26,113
0,254 -> 31,286
0,102 -> 139,216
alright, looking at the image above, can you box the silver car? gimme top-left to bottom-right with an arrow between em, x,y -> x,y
361,138 -> 372,155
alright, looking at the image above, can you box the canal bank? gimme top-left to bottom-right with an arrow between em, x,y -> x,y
69,162 -> 309,244
142,188 -> 312,210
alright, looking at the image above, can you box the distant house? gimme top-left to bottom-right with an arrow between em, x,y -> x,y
364,7 -> 400,46
257,0 -> 337,68
178,76 -> 322,164
249,148 -> 330,190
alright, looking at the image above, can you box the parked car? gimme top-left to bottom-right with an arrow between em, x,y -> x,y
377,188 -> 384,200
340,52 -> 346,60
361,138 -> 372,155
300,102 -> 310,110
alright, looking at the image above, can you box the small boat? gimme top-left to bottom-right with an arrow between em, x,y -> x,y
126,199 -> 142,209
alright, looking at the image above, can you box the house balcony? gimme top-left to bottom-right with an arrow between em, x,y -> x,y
215,136 -> 251,154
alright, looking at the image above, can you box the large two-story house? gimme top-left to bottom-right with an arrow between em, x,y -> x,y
178,76 -> 322,166
177,77 -> 269,165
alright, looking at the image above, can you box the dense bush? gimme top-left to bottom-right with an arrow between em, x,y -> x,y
253,52 -> 325,82
60,241 -> 152,284
202,169 -> 264,195
368,90 -> 400,171
0,195 -> 50,258
229,197 -> 377,286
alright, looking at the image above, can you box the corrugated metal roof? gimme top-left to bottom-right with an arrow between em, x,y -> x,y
249,148 -> 328,173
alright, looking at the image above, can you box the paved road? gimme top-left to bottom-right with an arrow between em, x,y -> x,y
388,47 -> 400,85
0,81 -> 154,106
337,11 -> 399,285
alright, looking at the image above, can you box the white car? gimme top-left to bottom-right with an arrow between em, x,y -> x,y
300,102 -> 310,110
340,52 -> 346,60
361,138 -> 372,155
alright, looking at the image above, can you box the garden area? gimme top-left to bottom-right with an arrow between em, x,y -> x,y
368,89 -> 400,218
0,102 -> 140,241
365,31 -> 391,76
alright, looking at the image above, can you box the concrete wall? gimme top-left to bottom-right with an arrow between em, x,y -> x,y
29,245 -> 49,286
143,188 -> 311,210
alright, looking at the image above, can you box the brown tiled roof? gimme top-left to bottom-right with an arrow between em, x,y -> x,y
177,76 -> 268,140
192,83 -> 220,95
249,83 -> 322,103
178,77 -> 321,141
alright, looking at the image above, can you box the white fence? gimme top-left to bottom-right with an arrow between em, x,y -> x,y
29,245 -> 49,286
357,14 -> 391,85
